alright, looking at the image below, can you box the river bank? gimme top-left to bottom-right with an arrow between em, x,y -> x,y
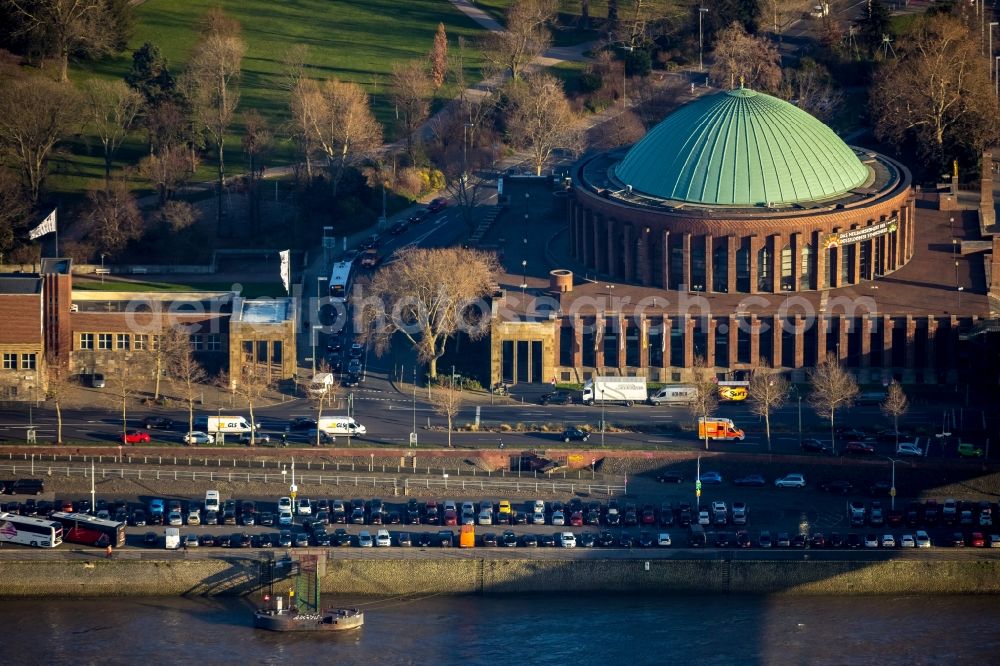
2,553 -> 999,598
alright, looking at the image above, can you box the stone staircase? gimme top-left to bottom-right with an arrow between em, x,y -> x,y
467,205 -> 506,247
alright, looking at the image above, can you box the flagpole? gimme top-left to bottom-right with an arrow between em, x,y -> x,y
54,207 -> 59,257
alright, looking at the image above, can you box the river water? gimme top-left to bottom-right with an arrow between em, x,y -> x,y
4,594 -> 998,665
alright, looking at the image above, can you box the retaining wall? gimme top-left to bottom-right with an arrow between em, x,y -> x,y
2,557 -> 999,598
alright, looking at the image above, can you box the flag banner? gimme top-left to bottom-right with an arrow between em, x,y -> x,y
279,250 -> 291,294
29,209 -> 56,240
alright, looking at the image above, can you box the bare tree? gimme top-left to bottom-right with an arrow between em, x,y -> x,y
241,109 -> 271,231
138,145 -> 196,205
0,166 -> 31,254
780,59 -> 843,123
760,0 -> 811,42
80,177 -> 143,257
390,60 -> 432,162
171,338 -> 207,435
7,0 -> 115,82
880,380 -> 908,447
687,356 -> 719,451
808,353 -> 859,455
83,79 -> 143,181
709,21 -> 782,92
590,109 -> 646,150
309,362 -> 341,447
870,14 -> 999,168
0,76 -> 80,201
481,0 -> 557,81
609,0 -> 682,50
289,78 -> 322,181
187,8 -> 245,233
146,327 -> 188,402
108,359 -> 139,443
359,247 -> 501,379
219,364 -> 271,446
45,362 -> 75,444
429,22 -> 448,89
279,43 -> 310,92
431,381 -> 463,448
748,365 -> 790,452
154,200 -> 199,233
504,73 -> 582,176
297,78 -> 383,197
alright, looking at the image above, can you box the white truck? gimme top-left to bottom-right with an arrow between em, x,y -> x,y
581,376 -> 648,406
194,415 -> 259,434
316,416 -> 367,436
164,527 -> 180,550
204,490 -> 220,513
647,385 -> 697,406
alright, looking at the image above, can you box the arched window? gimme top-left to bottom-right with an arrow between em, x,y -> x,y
800,244 -> 816,290
780,245 -> 793,291
757,245 -> 772,292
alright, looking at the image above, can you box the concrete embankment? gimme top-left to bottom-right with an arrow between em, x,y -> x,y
2,556 -> 1000,597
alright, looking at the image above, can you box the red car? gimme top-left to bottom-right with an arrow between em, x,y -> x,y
121,429 -> 151,444
427,197 -> 448,212
844,441 -> 875,455
970,532 -> 986,547
443,509 -> 458,526
569,511 -> 584,526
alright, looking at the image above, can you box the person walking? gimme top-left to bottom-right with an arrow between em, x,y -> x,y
498,438 -> 504,450
105,544 -> 113,559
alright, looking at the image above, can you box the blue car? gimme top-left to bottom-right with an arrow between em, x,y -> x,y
698,471 -> 723,485
148,498 -> 165,517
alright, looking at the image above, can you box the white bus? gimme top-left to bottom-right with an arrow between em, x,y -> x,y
0,512 -> 63,548
329,260 -> 354,302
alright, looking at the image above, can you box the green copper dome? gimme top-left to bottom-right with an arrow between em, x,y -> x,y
614,88 -> 870,206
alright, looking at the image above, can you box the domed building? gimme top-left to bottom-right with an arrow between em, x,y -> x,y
569,87 -> 914,292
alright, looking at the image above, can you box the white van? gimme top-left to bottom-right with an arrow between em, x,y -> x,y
165,527 -> 180,550
316,416 -> 366,436
205,490 -> 220,513
648,385 -> 697,406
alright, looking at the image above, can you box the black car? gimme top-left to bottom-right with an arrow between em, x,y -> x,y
639,531 -> 656,548
408,208 -> 431,224
659,503 -> 675,527
539,533 -> 556,547
561,428 -> 590,443
342,373 -> 360,388
482,532 -> 498,547
438,530 -> 455,547
258,511 -> 275,527
715,532 -> 731,547
828,533 -> 844,548
350,508 -> 366,524
618,533 -> 635,548
800,439 -> 832,454
501,530 -> 518,547
144,531 -> 158,546
142,416 -> 173,429
733,474 -> 767,487
820,479 -> 854,495
417,532 -> 433,547
736,531 -> 752,548
846,533 -> 861,549
199,534 -> 216,547
540,391 -> 574,406
215,534 -> 232,548
868,481 -> 892,497
312,530 -> 332,546
579,532 -> 597,547
334,529 -> 351,547
595,531 -> 615,547
656,471 -> 683,484
520,533 -> 538,547
131,509 -> 147,526
389,220 -> 409,235
238,533 -> 253,548
513,511 -> 528,525
791,534 -> 807,548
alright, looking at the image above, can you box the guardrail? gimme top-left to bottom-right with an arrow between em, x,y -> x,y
0,462 -> 624,497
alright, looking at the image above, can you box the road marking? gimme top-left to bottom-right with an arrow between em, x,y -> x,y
645,439 -> 676,444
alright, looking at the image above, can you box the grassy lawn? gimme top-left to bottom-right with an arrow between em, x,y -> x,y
58,0 -> 492,197
73,278 -> 284,297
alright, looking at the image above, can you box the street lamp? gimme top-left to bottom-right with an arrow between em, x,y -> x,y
600,386 -> 606,448
620,44 -> 633,108
100,253 -> 106,284
958,286 -> 964,310
698,6 -> 710,72
883,456 -> 899,511
411,366 -> 417,448
521,260 -> 527,292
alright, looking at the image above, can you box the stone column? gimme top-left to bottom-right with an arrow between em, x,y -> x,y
793,316 -> 805,369
946,315 -> 959,383
772,315 -> 784,368
749,316 -> 761,367
748,234 -> 760,293
902,315 -> 916,383
728,315 -> 740,368
792,232 -> 803,291
590,213 -> 600,270
572,315 -> 583,368
816,316 -> 828,361
815,231 -> 827,289
683,315 -> 695,368
838,316 -> 849,364
830,245 -> 841,289
617,313 -> 627,372
851,234 -> 861,283
881,315 -> 894,381
991,236 -> 1000,299
681,233 -> 692,289
662,231 -> 671,290
606,219 -> 617,278
704,317 -> 716,368
924,316 -> 938,383
552,318 -> 562,372
637,228 -> 651,286
727,236 -> 737,293
622,224 -> 634,283
662,316 -> 672,370
639,315 -> 650,370
704,234 -> 714,293
771,234 -> 783,293
595,315 -> 606,370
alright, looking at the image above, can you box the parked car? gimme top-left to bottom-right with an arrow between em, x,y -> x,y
183,431 -> 214,445
389,220 -> 409,235
90,373 -> 106,388
561,427 -> 590,443
656,471 -> 683,484
540,391 -> 574,405
895,442 -> 923,457
844,441 -> 876,455
801,439 -> 832,454
733,474 -> 766,487
775,473 -> 806,488
120,429 -> 151,444
958,443 -> 984,458
698,471 -> 723,485
820,479 -> 854,495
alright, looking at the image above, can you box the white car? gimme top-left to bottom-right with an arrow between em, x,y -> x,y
881,534 -> 896,548
443,500 -> 457,513
278,510 -> 293,526
990,534 -> 1000,548
895,442 -> 923,457
900,534 -> 916,548
698,510 -> 711,525
551,510 -> 566,526
167,510 -> 183,526
559,532 -> 576,548
864,534 -> 879,548
775,473 -> 806,488
478,509 -> 493,526
375,529 -> 391,547
296,498 -> 312,516
657,533 -> 672,547
358,530 -> 374,547
183,431 -> 214,445
278,497 -> 293,511
711,500 -> 727,513
915,530 -> 932,548
461,501 -> 475,515
532,500 -> 546,514
531,511 -> 546,525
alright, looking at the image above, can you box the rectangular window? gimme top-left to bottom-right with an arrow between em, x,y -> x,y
2,353 -> 15,370
207,334 -> 221,352
116,334 -> 130,351
79,333 -> 94,350
20,353 -> 36,370
256,341 -> 268,364
271,340 -> 282,365
151,335 -> 161,351
97,333 -> 112,350
133,334 -> 147,351
242,340 -> 254,363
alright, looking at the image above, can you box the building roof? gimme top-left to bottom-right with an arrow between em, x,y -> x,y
613,88 -> 870,206
0,276 -> 42,295
235,298 -> 292,324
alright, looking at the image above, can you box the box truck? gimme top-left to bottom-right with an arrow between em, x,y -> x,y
697,417 -> 745,441
316,416 -> 367,436
648,385 -> 697,406
581,377 -> 648,406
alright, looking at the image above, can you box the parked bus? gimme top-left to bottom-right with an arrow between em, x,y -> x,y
49,511 -> 126,548
329,260 -> 354,302
0,512 -> 63,548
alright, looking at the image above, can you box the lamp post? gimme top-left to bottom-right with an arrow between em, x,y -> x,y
600,386 -> 606,448
100,253 -> 106,284
884,456 -> 899,511
620,44 -> 633,108
958,286 -> 964,310
698,6 -> 710,72
521,260 -> 527,292
411,366 -> 417,448
953,238 -> 959,287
